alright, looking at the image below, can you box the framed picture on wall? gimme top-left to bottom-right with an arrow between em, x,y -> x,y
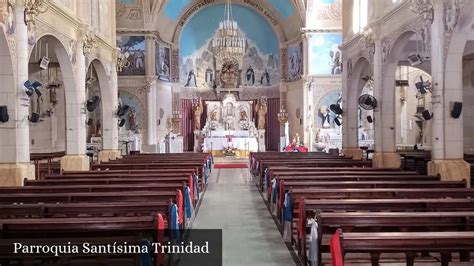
116,35 -> 146,76
156,44 -> 170,81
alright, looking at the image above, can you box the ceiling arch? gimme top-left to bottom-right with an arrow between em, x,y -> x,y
152,0 -> 303,44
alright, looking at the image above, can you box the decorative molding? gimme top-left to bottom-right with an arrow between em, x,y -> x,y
280,47 -> 287,81
170,48 -> 179,83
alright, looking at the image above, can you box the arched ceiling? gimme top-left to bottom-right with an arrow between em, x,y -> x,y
116,0 -> 304,44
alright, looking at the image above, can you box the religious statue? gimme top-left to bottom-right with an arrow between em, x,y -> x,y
256,99 -> 267,130
239,108 -> 248,122
95,119 -> 102,136
320,106 -> 331,129
193,98 -> 203,130
210,106 -> 219,122
128,107 -> 139,133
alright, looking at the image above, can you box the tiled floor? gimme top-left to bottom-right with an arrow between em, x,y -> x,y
191,166 -> 297,266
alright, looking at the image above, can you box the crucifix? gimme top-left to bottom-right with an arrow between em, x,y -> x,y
226,132 -> 234,143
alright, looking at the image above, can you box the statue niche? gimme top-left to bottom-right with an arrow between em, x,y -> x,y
218,59 -> 240,88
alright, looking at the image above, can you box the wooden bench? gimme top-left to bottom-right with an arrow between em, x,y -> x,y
331,230 -> 474,266
0,216 -> 164,265
0,201 -> 170,219
301,211 -> 474,264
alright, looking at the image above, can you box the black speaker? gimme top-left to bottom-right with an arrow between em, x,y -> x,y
86,118 -> 93,126
86,96 -> 101,112
422,110 -> 432,120
451,101 -> 462,119
367,116 -> 373,123
0,106 -> 9,122
30,112 -> 40,123
118,118 -> 126,127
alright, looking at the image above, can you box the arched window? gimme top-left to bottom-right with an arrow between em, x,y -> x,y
353,0 -> 368,33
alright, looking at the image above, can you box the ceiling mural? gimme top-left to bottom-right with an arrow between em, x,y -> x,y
179,4 -> 280,91
309,33 -> 342,75
266,0 -> 295,20
163,0 -> 295,22
163,0 -> 192,21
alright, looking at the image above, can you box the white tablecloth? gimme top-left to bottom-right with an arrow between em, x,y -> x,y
203,137 -> 258,152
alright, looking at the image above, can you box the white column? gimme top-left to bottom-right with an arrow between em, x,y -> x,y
101,63 -> 119,150
342,59 -> 363,159
60,41 -> 89,171
430,1 -> 446,161
13,3 -> 30,163
372,39 -> 401,168
0,4 -> 35,185
143,35 -> 157,151
427,1 -> 470,183
372,40 -> 383,154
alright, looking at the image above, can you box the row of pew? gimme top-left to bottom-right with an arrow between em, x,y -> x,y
250,152 -> 474,266
1,153 -> 212,265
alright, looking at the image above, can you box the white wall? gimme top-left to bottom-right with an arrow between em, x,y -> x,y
395,66 -> 432,149
286,79 -> 305,143
156,80 -> 172,141
28,64 -> 66,153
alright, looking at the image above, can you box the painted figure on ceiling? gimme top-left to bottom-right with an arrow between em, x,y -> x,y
185,70 -> 197,87
246,65 -> 255,85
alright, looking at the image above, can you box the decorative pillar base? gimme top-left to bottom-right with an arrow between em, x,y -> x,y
428,159 -> 471,186
60,155 -> 90,172
342,147 -> 364,160
98,150 -> 121,163
372,152 -> 401,168
0,163 -> 35,186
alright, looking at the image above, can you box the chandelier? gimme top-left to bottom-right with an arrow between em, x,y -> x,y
211,0 -> 246,58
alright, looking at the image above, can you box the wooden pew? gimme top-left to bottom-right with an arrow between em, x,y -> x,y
0,183 -> 185,193
332,230 -> 474,266
0,201 -> 170,219
0,216 -> 162,265
301,212 -> 474,265
0,191 -> 178,204
25,177 -> 191,186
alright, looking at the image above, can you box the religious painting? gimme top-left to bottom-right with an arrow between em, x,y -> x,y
118,90 -> 144,133
309,33 -> 343,75
0,2 -> 15,36
219,60 -> 239,88
287,41 -> 303,82
179,4 -> 280,90
156,43 -> 170,81
316,90 -> 342,129
116,35 -> 146,76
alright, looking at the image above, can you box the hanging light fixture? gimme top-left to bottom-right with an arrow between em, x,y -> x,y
24,0 -> 49,30
211,0 -> 246,58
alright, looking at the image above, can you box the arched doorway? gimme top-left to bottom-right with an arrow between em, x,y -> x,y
85,59 -> 119,162
28,34 -> 83,158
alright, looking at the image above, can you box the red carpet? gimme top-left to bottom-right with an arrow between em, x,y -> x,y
214,163 -> 248,169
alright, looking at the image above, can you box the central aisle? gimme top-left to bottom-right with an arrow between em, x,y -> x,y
192,164 -> 297,266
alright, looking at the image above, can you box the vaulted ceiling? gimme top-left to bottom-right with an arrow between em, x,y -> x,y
116,0 -> 305,43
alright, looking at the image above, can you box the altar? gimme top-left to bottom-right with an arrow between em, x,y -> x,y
193,93 -> 266,157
